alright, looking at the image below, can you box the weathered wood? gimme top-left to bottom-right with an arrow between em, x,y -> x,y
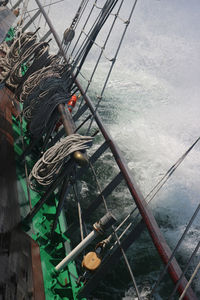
0,87 -> 18,233
31,239 -> 45,300
0,87 -> 45,299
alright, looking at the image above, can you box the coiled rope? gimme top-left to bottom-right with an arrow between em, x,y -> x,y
27,91 -> 68,137
20,56 -> 73,137
9,42 -> 49,87
20,58 -> 61,103
29,134 -> 93,188
0,32 -> 37,87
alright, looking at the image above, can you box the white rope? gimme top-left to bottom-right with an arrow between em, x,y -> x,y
9,42 -> 49,85
0,42 -> 10,80
179,261 -> 200,300
0,32 -> 38,87
29,134 -> 92,188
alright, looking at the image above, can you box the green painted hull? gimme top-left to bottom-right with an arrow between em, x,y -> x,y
12,115 -> 85,300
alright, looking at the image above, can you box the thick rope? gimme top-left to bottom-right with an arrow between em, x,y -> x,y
0,32 -> 37,85
179,261 -> 200,300
29,134 -> 92,188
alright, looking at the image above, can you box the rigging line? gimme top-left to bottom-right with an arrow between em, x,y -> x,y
105,137 -> 200,262
75,68 -> 90,83
24,10 -> 41,36
77,0 -> 125,111
16,0 -> 29,34
168,240 -> 200,300
68,0 -> 97,60
129,136 -> 200,223
98,0 -> 138,97
109,219 -> 133,251
70,0 -> 115,66
25,0 -> 64,14
46,0 -> 52,15
63,0 -> 89,54
88,161 -> 141,299
74,114 -> 92,133
94,2 -> 130,24
179,261 -> 200,300
112,137 -> 200,248
80,30 -> 104,51
71,0 -> 88,29
44,0 -> 53,29
88,160 -> 108,211
111,224 -> 142,300
151,202 -> 200,295
145,136 -> 200,202
74,0 -> 119,74
75,0 -> 124,112
80,27 -> 127,63
37,0 -> 47,28
86,0 -> 139,135
70,0 -> 107,66
72,167 -> 85,241
75,0 -> 125,116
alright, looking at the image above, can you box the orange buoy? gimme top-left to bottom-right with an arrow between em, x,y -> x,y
55,95 -> 78,131
67,94 -> 77,113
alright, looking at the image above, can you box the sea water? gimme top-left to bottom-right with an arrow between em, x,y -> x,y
24,0 -> 200,298
57,0 -> 200,299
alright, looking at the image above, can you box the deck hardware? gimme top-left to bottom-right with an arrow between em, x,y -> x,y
55,212 -> 116,272
63,28 -> 75,45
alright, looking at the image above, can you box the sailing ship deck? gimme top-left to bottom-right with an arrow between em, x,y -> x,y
0,1 -> 199,299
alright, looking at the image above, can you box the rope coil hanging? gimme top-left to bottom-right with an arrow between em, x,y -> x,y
29,133 -> 93,188
0,32 -> 38,86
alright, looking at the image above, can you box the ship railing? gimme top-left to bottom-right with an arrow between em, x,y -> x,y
7,1 -> 200,299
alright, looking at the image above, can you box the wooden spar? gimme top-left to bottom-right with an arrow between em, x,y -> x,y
57,103 -> 88,166
24,2 -> 198,298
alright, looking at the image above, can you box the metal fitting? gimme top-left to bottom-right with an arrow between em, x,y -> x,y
93,212 -> 116,235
